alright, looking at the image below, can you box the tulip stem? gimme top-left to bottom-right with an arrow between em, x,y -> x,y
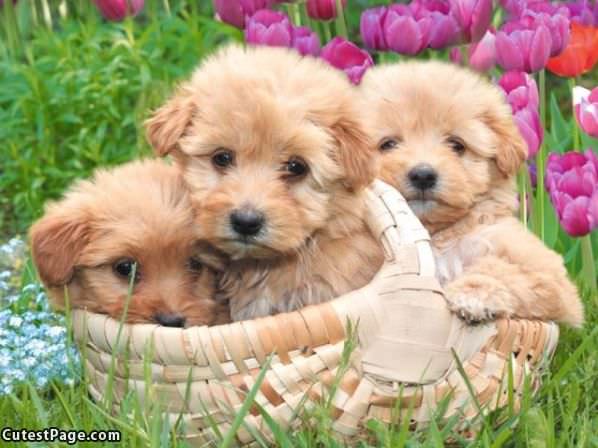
580,235 -> 597,293
518,168 -> 528,228
569,78 -> 582,151
535,68 -> 546,242
287,3 -> 301,26
334,0 -> 348,39
162,0 -> 171,16
322,21 -> 332,43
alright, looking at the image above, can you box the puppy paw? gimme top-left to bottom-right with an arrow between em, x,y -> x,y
445,275 -> 513,325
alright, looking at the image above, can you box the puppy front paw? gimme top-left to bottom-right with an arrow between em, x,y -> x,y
445,275 -> 513,325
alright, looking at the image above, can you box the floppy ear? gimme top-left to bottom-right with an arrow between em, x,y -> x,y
483,105 -> 528,177
145,84 -> 196,157
331,117 -> 379,191
29,208 -> 90,287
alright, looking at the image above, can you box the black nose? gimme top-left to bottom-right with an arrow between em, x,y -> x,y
408,164 -> 438,191
154,313 -> 186,328
230,208 -> 265,236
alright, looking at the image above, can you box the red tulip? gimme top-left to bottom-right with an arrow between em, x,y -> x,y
546,22 -> 598,77
93,0 -> 144,21
306,0 -> 347,21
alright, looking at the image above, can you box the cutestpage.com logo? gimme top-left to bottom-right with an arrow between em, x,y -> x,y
1,427 -> 121,445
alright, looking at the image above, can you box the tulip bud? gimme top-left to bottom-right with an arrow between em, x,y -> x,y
212,0 -> 274,29
93,0 -> 144,21
320,37 -> 374,85
573,86 -> 598,138
245,10 -> 292,48
306,0 -> 347,21
384,4 -> 432,55
291,26 -> 320,56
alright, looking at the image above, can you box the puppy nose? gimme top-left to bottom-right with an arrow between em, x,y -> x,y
408,164 -> 438,191
230,208 -> 265,236
154,313 -> 186,328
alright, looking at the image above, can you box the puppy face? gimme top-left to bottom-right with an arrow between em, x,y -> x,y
146,45 -> 377,260
30,160 -> 229,327
360,61 -> 527,228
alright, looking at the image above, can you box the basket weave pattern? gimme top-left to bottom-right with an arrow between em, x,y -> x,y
72,181 -> 559,445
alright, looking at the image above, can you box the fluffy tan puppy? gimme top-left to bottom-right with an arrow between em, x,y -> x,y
146,45 -> 384,321
361,61 -> 583,326
30,160 -> 230,327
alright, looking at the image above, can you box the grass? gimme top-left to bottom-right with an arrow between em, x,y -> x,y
1,1 -> 598,447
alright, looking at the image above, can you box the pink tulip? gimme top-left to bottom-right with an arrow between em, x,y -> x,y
320,37 -> 374,85
360,7 -> 388,51
213,0 -> 274,29
450,0 -> 493,42
427,10 -> 461,49
495,20 -> 552,72
383,4 -> 432,55
573,86 -> 598,138
291,26 -> 320,56
512,8 -> 570,57
498,71 -> 539,111
498,71 -> 542,157
449,46 -> 464,64
545,150 -> 598,236
306,0 -> 347,21
93,0 -> 144,21
245,10 -> 292,48
468,29 -> 496,71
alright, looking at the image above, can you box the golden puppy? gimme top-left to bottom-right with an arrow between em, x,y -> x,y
30,160 -> 230,327
361,61 -> 583,326
146,45 -> 384,321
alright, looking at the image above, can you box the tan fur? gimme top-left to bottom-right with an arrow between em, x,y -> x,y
361,61 -> 583,326
146,45 -> 384,321
29,160 -> 230,326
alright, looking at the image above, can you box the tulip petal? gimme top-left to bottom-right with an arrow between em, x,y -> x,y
495,31 -> 525,71
528,25 -> 552,72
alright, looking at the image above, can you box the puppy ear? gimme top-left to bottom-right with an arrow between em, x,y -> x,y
483,105 -> 528,177
29,209 -> 90,287
332,117 -> 379,191
145,84 -> 196,157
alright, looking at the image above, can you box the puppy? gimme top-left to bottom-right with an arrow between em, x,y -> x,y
30,160 -> 230,327
360,61 -> 583,326
146,45 -> 384,321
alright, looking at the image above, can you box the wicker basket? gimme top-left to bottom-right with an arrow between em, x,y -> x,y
71,180 -> 559,446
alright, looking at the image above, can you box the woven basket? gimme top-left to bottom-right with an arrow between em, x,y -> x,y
71,180 -> 559,446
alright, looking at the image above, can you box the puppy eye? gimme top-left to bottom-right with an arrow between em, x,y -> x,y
211,149 -> 235,169
188,257 -> 203,273
447,136 -> 466,155
379,138 -> 400,152
283,157 -> 309,179
112,259 -> 139,282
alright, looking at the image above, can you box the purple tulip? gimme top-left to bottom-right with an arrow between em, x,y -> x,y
306,0 -> 347,21
245,10 -> 292,48
495,20 -> 552,73
450,0 -> 493,42
412,0 -> 451,14
545,150 -> 598,236
468,29 -> 496,71
291,26 -> 320,56
427,10 -> 461,49
92,0 -> 144,21
213,0 -> 274,29
498,71 -> 542,157
574,86 -> 598,138
563,1 -> 596,26
360,7 -> 388,51
383,4 -> 432,55
513,8 -> 570,57
320,37 -> 374,85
